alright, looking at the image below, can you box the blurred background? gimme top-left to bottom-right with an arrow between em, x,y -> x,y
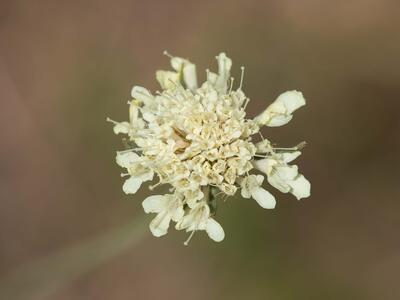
1,0 -> 400,299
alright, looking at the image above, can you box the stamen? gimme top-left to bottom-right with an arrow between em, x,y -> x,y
239,66 -> 245,90
206,69 -> 210,81
117,148 -> 141,154
149,181 -> 162,190
120,173 -> 129,177
183,230 -> 196,246
258,131 -> 265,141
273,141 -> 307,152
163,50 -> 173,59
243,98 -> 250,109
229,77 -> 234,94
106,117 -> 118,125
254,154 -> 271,158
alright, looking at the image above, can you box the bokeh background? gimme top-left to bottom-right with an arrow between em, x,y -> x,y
1,0 -> 400,299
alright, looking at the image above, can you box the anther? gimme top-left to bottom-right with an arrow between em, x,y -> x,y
163,50 -> 173,58
229,77 -> 234,94
106,117 -> 118,125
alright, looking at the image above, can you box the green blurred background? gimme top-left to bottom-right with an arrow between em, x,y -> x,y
1,0 -> 400,299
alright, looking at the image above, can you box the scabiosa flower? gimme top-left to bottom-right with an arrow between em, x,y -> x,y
108,52 -> 310,245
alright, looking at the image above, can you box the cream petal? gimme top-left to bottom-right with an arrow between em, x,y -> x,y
131,86 -> 154,105
122,176 -> 142,194
289,175 -> 311,200
278,151 -> 301,163
142,112 -> 156,122
171,205 -> 185,222
139,170 -> 154,182
116,151 -> 140,168
241,187 -> 251,199
275,165 -> 299,181
149,212 -> 171,237
255,174 -> 265,185
182,63 -> 198,91
205,218 -> 225,242
129,102 -> 139,124
170,57 -> 186,71
113,122 -> 130,134
175,214 -> 194,231
267,114 -> 293,127
267,175 -> 290,193
251,187 -> 276,209
215,52 -> 232,92
255,90 -> 306,127
206,71 -> 218,85
252,158 -> 274,175
255,139 -> 272,153
275,90 -> 306,114
142,195 -> 167,214
156,70 -> 180,90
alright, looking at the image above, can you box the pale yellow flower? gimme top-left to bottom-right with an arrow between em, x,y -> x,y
108,52 -> 311,244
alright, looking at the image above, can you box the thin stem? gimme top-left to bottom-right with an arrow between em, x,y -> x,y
0,217 -> 147,300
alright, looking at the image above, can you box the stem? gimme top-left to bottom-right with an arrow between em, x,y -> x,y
0,216 -> 147,300
202,185 -> 211,202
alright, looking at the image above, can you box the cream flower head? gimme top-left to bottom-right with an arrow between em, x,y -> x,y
108,52 -> 310,245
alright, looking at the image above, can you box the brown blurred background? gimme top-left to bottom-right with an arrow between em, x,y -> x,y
1,0 -> 400,299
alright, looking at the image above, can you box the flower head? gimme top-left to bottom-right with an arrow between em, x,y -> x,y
108,52 -> 311,244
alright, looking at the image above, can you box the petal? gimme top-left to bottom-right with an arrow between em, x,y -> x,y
205,218 -> 225,242
113,122 -> 130,134
214,52 -> 232,93
155,70 -> 180,90
142,112 -> 156,122
255,139 -> 272,153
149,212 -> 171,237
182,63 -> 198,91
252,158 -> 274,175
142,195 -> 167,213
251,187 -> 276,209
255,174 -> 265,185
122,176 -> 142,194
116,151 -> 140,168
275,90 -> 306,114
267,174 -> 291,193
275,165 -> 298,181
267,115 -> 293,127
175,214 -> 194,231
170,56 -> 186,71
289,175 -> 311,200
171,205 -> 185,222
277,151 -> 301,163
129,101 -> 139,124
131,86 -> 154,105
139,170 -> 154,182
241,187 -> 251,199
254,91 -> 306,127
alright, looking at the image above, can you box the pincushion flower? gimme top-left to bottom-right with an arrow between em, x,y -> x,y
108,52 -> 311,245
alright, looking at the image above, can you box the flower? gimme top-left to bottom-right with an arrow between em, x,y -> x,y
254,90 -> 306,127
252,152 -> 311,200
240,175 -> 276,209
116,151 -> 154,194
142,194 -> 185,237
108,51 -> 311,244
176,201 -> 225,245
